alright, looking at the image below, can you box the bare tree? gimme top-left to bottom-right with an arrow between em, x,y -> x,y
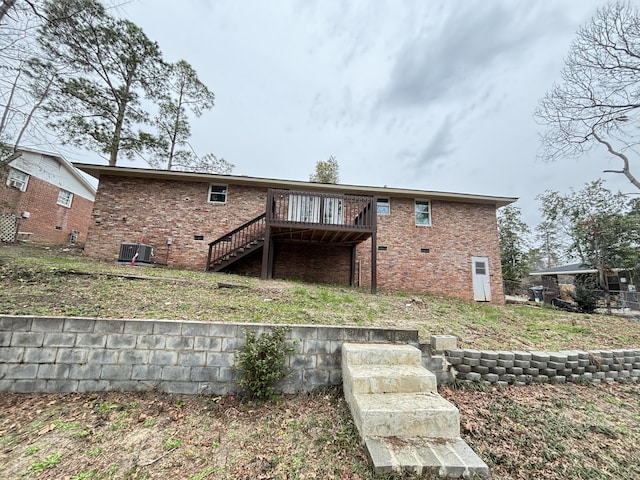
535,2 -> 640,191
0,0 -> 18,23
0,0 -> 52,167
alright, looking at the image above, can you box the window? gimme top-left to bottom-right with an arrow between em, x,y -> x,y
6,168 -> 29,192
377,198 -> 390,215
415,200 -> 431,226
57,189 -> 73,208
208,184 -> 227,203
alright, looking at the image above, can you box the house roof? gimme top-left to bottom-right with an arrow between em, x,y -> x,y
529,263 -> 626,276
73,164 -> 518,207
10,147 -> 97,196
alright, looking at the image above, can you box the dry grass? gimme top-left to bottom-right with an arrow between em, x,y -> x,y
1,243 -> 639,351
0,383 -> 638,480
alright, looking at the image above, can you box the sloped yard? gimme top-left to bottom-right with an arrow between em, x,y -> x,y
1,243 -> 639,479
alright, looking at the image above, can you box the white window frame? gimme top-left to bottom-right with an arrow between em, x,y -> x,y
208,184 -> 228,204
377,198 -> 390,215
6,168 -> 29,192
415,200 -> 431,226
57,189 -> 73,208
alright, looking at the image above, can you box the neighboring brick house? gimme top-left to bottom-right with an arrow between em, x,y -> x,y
76,164 -> 516,304
0,148 -> 96,244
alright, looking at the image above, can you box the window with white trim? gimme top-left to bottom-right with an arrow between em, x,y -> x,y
57,189 -> 73,208
6,168 -> 29,192
208,184 -> 227,203
415,200 -> 431,226
376,198 -> 390,215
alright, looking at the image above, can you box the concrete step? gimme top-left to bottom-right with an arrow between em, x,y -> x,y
350,392 -> 460,439
342,343 -> 422,367
365,436 -> 489,478
344,364 -> 437,395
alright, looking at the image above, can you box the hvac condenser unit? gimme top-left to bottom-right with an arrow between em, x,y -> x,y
118,243 -> 153,264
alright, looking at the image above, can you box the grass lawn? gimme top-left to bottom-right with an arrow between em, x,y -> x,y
1,243 -> 639,479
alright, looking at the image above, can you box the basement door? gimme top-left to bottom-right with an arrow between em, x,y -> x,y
471,256 -> 491,302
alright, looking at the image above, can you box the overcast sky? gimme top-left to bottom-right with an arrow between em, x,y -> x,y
73,0 -> 637,228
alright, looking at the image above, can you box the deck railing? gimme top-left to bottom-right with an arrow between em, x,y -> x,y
267,189 -> 375,230
206,213 -> 266,269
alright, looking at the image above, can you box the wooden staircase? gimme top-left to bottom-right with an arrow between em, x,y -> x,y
206,213 -> 266,272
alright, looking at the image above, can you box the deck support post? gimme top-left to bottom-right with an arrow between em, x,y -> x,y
261,225 -> 272,279
371,231 -> 377,294
350,245 -> 356,287
370,198 -> 377,294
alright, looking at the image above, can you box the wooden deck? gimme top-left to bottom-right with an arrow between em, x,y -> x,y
266,188 -> 376,244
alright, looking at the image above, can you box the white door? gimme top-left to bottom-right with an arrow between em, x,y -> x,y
471,256 -> 491,301
288,195 -> 320,222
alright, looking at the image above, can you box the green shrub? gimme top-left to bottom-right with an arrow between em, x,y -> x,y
234,326 -> 296,401
570,285 -> 598,314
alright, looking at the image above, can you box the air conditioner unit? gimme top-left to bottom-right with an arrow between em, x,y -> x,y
118,243 -> 153,264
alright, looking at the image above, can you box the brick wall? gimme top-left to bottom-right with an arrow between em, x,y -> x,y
84,177 -> 504,301
356,198 -> 505,304
0,173 -> 93,244
84,176 -> 267,269
0,315 -> 418,395
272,241 -> 352,284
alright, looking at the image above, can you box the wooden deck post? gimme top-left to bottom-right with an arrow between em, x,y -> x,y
370,199 -> 377,294
371,231 -> 377,294
261,189 -> 274,280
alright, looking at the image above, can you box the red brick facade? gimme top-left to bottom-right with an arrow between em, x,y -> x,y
356,198 -> 504,303
84,176 -> 267,270
0,169 -> 94,244
83,173 -> 507,304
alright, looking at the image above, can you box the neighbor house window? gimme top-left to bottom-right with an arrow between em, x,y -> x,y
208,184 -> 227,203
57,189 -> 73,208
6,168 -> 29,192
377,198 -> 390,215
415,200 -> 431,226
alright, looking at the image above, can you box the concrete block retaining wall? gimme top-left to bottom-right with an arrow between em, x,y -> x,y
2,315 -> 638,394
0,316 -> 419,395
446,348 -> 640,386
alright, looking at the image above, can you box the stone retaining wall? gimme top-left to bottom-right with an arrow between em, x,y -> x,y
446,348 -> 640,386
0,315 -> 418,395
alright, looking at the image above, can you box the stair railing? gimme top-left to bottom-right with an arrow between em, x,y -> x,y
206,213 -> 266,270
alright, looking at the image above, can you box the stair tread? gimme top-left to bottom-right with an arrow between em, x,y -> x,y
345,364 -> 437,394
365,437 -> 489,477
342,343 -> 422,367
348,364 -> 435,378
353,392 -> 458,413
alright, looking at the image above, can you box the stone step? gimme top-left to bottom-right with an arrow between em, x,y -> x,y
350,392 -> 460,439
341,343 -> 422,367
365,436 -> 489,478
344,364 -> 437,395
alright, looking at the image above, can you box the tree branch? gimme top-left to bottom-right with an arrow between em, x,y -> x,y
592,130 -> 640,190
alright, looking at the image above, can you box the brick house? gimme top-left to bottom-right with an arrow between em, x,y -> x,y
1,149 -> 96,243
76,164 -> 516,303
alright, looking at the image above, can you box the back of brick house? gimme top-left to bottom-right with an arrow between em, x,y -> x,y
77,165 -> 515,304
1,149 -> 96,244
